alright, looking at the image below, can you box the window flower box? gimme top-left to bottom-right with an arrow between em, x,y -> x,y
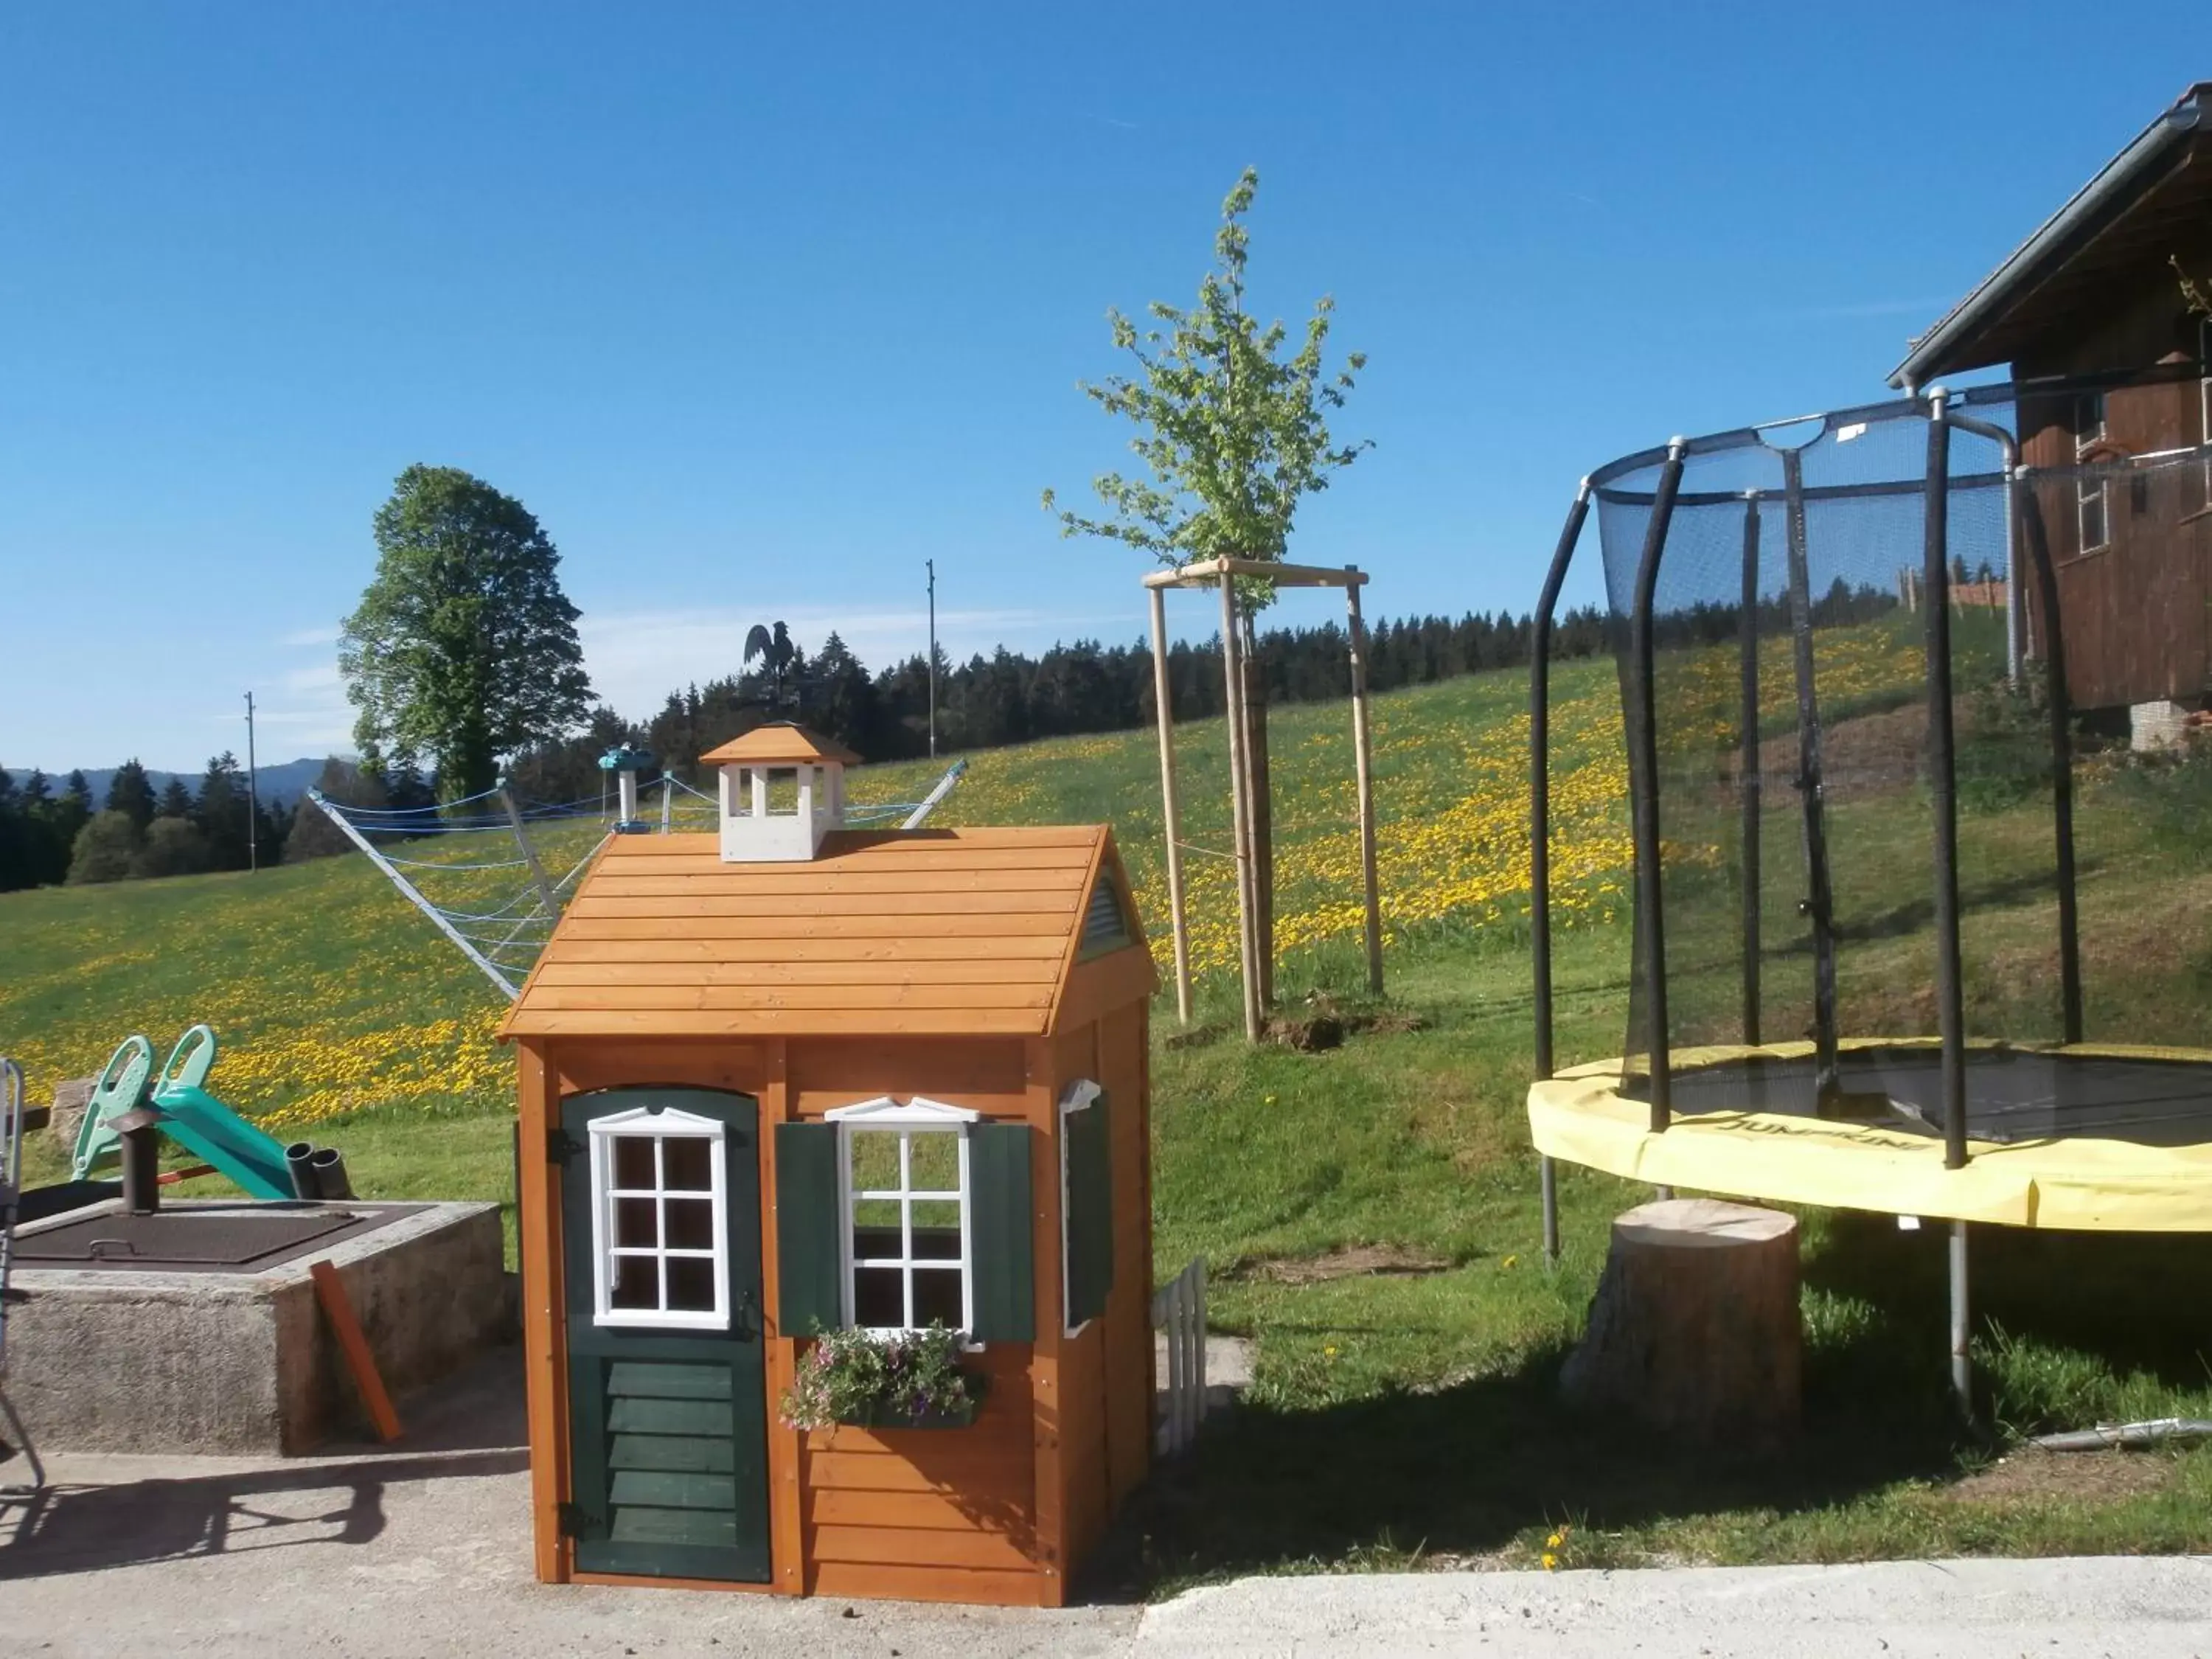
779,1321 -> 985,1433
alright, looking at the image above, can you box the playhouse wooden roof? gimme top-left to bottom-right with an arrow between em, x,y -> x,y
498,824 -> 1157,1040
698,724 -> 863,766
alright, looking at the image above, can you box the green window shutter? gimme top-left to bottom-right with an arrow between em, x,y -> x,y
1063,1091 -> 1114,1330
967,1122 -> 1034,1343
774,1123 -> 842,1337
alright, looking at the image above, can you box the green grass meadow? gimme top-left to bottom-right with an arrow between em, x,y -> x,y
8,648 -> 2212,1593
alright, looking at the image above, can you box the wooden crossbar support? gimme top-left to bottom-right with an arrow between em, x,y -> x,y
1142,557 -> 1371,590
310,1259 -> 403,1443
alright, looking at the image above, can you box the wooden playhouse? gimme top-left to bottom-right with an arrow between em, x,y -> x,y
501,725 -> 1158,1605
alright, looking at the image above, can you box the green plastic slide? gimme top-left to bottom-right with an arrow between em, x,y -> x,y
74,1026 -> 295,1201
70,1035 -> 155,1182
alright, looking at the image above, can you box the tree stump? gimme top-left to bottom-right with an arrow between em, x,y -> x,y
1559,1197 -> 1801,1446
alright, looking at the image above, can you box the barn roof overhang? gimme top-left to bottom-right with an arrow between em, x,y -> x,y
1888,82 -> 2212,390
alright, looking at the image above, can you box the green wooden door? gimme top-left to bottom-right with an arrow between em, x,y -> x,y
559,1088 -> 771,1582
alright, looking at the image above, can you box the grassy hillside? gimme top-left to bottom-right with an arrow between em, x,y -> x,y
10,644 -> 2212,1588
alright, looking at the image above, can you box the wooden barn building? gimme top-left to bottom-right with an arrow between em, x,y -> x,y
500,725 -> 1159,1605
1891,80 -> 2212,731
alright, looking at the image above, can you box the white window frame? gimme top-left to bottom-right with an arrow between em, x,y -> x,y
2198,318 -> 2211,504
1059,1080 -> 1103,1338
2074,391 -> 2109,554
826,1096 -> 978,1336
587,1105 -> 731,1332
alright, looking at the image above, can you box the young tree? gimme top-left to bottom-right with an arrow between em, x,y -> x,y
105,759 -> 157,832
1044,167 -> 1368,1004
156,776 -> 196,819
340,465 -> 594,804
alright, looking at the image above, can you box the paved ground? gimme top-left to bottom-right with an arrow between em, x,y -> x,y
6,1349 -> 2211,1656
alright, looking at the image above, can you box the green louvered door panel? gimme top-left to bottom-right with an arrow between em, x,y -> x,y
560,1088 -> 770,1582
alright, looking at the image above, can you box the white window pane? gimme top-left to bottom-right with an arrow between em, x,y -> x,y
912,1270 -> 964,1328
611,1136 -> 655,1189
665,1256 -> 717,1313
613,1196 -> 658,1249
912,1200 -> 961,1260
854,1266 -> 902,1327
664,1136 -> 713,1192
908,1133 -> 959,1192
849,1130 -> 900,1192
609,1255 -> 658,1311
664,1197 -> 714,1251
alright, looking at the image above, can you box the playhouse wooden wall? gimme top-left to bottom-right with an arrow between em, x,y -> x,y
514,993 -> 1153,1606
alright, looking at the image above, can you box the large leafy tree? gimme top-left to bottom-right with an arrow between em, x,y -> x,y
1045,167 -> 1368,1004
340,465 -> 593,803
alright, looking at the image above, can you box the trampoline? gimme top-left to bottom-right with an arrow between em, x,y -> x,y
1525,375 -> 2212,1405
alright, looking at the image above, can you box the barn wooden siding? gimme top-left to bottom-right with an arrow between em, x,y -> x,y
2013,255 -> 2212,712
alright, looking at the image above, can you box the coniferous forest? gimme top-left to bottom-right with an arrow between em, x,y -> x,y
1,603 -> 1608,891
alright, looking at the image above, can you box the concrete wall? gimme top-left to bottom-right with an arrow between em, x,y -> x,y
7,1200 -> 509,1455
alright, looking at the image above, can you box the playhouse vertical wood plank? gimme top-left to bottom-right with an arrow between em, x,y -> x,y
1099,1000 -> 1155,1506
1023,1034 -> 1068,1606
515,1039 -> 571,1584
759,1037 -> 806,1598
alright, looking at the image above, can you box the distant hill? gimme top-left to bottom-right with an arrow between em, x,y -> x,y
66,757 -> 331,811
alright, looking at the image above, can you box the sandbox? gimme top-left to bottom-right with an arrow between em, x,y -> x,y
4,1197 -> 507,1455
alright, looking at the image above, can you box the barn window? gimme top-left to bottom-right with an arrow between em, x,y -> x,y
2199,319 -> 2211,503
826,1097 -> 978,1334
587,1106 -> 731,1332
2073,392 -> 2108,553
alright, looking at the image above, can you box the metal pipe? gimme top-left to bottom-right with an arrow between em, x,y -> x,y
1540,1155 -> 1560,1270
116,1108 -> 162,1216
1922,391 -> 1969,1169
307,790 -> 520,998
1781,448 -> 1840,1099
1630,442 -> 1688,1132
1531,481 -> 1594,1082
310,1148 -> 354,1202
1949,1220 -> 1972,1419
1532,481 -> 1593,1270
499,784 -> 561,922
1739,493 -> 1764,1047
2011,471 -> 2084,1044
286,1141 -> 321,1200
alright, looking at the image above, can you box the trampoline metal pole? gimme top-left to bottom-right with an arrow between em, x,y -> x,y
1950,1220 -> 1972,1418
1781,448 -> 1840,1099
1950,406 -> 2081,1043
1532,480 -> 1592,1270
2012,469 -> 2085,1046
1631,442 -> 1689,1133
1739,493 -> 1763,1048
1923,389 -> 1969,1171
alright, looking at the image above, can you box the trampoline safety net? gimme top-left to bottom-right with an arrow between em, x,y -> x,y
1579,378 -> 2212,1145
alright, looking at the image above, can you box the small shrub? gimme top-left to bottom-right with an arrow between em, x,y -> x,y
66,810 -> 139,885
1953,681 -> 2055,815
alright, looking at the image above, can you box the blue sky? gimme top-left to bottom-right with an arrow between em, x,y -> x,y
1,4 -> 2197,772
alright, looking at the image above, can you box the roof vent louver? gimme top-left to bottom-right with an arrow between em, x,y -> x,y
1080,869 -> 1133,958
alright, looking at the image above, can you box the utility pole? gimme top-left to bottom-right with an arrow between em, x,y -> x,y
244,690 -> 260,874
926,558 -> 938,759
